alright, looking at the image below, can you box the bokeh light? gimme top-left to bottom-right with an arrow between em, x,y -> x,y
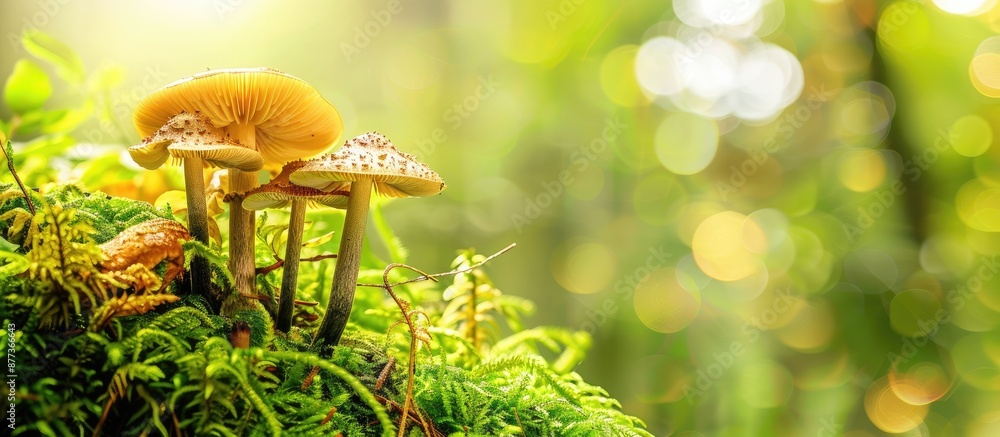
552,240 -> 618,295
877,2 -> 930,52
932,0 -> 997,16
633,268 -> 702,333
655,112 -> 719,175
838,149 -> 887,192
951,115 -> 993,157
865,376 -> 930,433
692,211 -> 767,281
971,36 -> 1000,97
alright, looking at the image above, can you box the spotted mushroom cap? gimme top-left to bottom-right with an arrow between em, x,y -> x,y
288,132 -> 446,198
129,112 -> 264,172
241,160 -> 350,210
132,68 -> 343,169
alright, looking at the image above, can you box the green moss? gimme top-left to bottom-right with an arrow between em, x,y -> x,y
3,184 -> 651,436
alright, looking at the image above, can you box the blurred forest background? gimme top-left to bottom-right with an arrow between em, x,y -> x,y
4,0 -> 1000,435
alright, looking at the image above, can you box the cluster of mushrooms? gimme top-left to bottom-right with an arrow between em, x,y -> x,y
127,68 -> 445,347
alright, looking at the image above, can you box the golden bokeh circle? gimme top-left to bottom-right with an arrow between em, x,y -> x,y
633,268 -> 701,334
692,211 -> 767,281
864,376 -> 929,434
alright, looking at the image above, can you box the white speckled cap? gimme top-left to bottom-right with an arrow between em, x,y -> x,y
242,160 -> 350,210
288,132 -> 446,198
129,111 -> 263,172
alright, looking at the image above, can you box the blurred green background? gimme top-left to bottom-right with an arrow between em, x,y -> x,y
6,0 -> 1000,435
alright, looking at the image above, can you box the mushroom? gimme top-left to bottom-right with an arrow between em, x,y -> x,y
289,132 -> 446,347
132,68 -> 343,306
241,160 -> 350,333
128,112 -> 263,307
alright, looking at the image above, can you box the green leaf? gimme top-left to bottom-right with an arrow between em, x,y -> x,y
22,30 -> 85,84
4,59 -> 52,114
20,133 -> 74,158
0,250 -> 28,275
78,152 -> 138,187
302,230 -> 335,248
41,100 -> 94,133
0,236 -> 18,252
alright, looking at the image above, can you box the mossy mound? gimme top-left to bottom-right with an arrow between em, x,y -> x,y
0,184 -> 651,436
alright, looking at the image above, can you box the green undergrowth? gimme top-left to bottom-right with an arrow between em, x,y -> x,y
0,183 -> 651,436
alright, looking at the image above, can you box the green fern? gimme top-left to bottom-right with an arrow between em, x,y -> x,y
17,203 -> 114,328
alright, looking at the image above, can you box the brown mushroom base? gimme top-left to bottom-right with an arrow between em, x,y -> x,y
312,178 -> 372,348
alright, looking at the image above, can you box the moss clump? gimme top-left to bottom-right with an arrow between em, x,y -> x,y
0,184 -> 651,436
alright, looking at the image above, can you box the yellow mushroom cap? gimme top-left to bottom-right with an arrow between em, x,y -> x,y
241,160 -> 350,210
289,132 -> 446,198
130,112 -> 264,172
132,68 -> 343,168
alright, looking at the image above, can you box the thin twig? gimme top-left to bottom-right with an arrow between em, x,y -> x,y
357,243 -> 516,289
1,141 -> 35,214
256,253 -> 337,276
374,394 -> 439,437
380,266 -> 420,437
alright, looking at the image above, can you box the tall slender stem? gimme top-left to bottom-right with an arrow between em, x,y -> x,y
182,156 -> 214,308
277,198 -> 306,332
228,169 -> 258,305
312,178 -> 372,348
225,123 -> 260,313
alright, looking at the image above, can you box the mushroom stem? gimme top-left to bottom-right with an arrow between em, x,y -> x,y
276,198 -> 307,332
312,178 -> 372,348
182,156 -> 214,308
226,123 -> 260,312
228,168 -> 258,306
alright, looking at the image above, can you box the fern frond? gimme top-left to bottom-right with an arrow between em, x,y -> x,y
262,349 -> 396,437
